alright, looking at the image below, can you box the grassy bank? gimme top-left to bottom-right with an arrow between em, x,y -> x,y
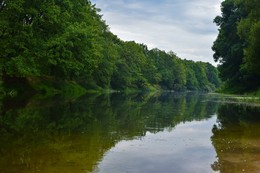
1,77 -> 88,99
209,92 -> 260,107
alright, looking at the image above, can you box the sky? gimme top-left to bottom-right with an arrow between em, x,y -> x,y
91,0 -> 222,65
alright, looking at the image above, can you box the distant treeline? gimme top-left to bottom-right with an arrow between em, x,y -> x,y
212,0 -> 260,93
0,0 -> 220,94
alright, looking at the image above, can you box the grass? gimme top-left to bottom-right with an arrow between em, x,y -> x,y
209,92 -> 260,107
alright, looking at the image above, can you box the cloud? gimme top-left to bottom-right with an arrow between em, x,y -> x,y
91,0 -> 222,65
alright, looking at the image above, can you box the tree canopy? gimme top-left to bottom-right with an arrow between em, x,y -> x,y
212,0 -> 260,93
0,0 -> 221,94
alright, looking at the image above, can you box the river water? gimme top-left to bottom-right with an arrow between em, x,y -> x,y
0,92 -> 259,173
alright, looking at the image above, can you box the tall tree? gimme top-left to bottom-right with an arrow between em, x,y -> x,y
0,0 -> 105,79
0,0 -> 221,93
237,0 -> 260,90
212,0 -> 245,90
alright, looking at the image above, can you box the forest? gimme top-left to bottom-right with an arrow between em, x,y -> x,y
212,0 -> 260,94
1,0 -> 221,96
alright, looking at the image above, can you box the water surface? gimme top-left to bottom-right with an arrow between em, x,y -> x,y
0,92 -> 259,173
95,117 -> 218,173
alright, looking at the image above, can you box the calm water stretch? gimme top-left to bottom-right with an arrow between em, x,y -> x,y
0,92 -> 260,173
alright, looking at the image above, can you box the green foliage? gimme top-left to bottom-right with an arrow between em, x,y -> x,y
212,0 -> 244,85
237,0 -> 260,91
1,0 -> 221,94
213,0 -> 260,93
0,0 -> 104,79
92,32 -> 121,88
111,41 -> 149,89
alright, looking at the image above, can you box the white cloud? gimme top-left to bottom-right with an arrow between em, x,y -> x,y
92,0 -> 222,65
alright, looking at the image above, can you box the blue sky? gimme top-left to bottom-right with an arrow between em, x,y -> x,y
91,0 -> 222,65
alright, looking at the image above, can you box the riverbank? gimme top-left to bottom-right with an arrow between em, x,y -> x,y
208,92 -> 260,107
0,81 -> 158,103
1,77 -> 259,106
0,76 -> 186,99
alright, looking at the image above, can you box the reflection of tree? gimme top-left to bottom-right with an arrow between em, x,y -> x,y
211,104 -> 260,173
0,92 -> 219,173
140,92 -> 218,132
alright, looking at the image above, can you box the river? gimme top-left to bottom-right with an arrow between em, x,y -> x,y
0,92 -> 259,173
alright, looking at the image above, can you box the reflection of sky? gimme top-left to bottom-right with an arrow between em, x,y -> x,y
95,116 -> 219,173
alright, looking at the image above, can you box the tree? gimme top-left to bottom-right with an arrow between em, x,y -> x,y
92,32 -> 121,88
0,0 -> 221,93
111,41 -> 148,89
204,63 -> 221,89
213,0 -> 260,92
212,0 -> 245,90
0,0 -> 105,80
184,60 -> 199,90
237,0 -> 260,90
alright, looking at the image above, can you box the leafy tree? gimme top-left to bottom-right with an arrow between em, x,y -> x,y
111,41 -> 148,89
0,0 -> 221,93
212,0 -> 245,89
172,58 -> 186,91
144,48 -> 162,85
184,60 -> 199,90
237,0 -> 260,90
92,32 -> 121,88
0,0 -> 104,79
205,63 -> 221,88
213,0 -> 260,92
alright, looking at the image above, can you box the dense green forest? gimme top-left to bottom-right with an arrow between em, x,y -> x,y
212,0 -> 260,94
0,0 -> 220,96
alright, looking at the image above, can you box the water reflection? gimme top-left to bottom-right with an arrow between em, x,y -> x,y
0,92 -> 222,173
211,103 -> 260,173
95,117 -> 218,173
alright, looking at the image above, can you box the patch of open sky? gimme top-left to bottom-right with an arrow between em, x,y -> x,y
92,0 -> 222,66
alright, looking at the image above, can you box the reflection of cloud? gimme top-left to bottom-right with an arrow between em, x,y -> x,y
92,0 -> 222,65
95,116 -> 218,173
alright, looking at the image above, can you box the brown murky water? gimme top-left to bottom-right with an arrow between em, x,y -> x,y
0,92 -> 259,173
